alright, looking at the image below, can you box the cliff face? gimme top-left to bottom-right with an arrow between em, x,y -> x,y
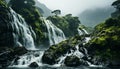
0,0 -> 15,47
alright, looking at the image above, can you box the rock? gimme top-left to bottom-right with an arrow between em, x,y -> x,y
64,55 -> 81,67
0,46 -> 28,67
42,35 -> 83,65
0,47 -> 14,67
42,51 -> 56,65
0,0 -> 15,47
107,60 -> 120,68
29,62 -> 39,68
12,46 -> 28,56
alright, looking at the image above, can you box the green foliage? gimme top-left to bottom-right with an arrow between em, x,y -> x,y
51,10 -> 61,15
112,0 -> 120,10
88,17 -> 120,61
0,0 -> 7,7
111,0 -> 120,18
47,14 -> 80,37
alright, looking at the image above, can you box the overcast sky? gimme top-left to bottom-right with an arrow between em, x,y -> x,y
38,0 -> 115,16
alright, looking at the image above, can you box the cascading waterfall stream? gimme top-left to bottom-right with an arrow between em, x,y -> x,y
10,51 -> 44,67
53,45 -> 85,67
43,18 -> 66,45
10,16 -> 66,67
10,8 -> 36,50
9,8 -> 91,67
77,28 -> 89,36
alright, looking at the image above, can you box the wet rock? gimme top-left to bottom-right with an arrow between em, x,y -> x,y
0,0 -> 15,47
42,35 -> 84,65
42,50 -> 56,65
12,46 -> 28,56
29,62 -> 39,68
0,46 -> 28,67
64,55 -> 82,67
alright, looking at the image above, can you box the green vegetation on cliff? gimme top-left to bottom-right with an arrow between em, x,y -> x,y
47,14 -> 80,37
87,17 -> 120,65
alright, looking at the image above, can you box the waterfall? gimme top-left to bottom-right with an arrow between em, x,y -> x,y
10,50 -> 44,67
10,8 -> 36,50
43,18 -> 66,45
77,24 -> 89,36
77,28 -> 89,36
53,45 -> 84,67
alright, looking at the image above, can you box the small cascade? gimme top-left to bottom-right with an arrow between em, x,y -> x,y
10,51 -> 44,67
10,8 -> 36,50
77,28 -> 89,36
43,18 -> 66,45
77,24 -> 89,36
55,45 -> 84,66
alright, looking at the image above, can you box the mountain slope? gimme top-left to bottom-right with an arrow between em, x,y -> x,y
79,7 -> 115,27
35,0 -> 52,17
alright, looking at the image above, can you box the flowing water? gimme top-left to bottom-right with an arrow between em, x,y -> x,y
43,18 -> 66,45
10,8 -> 36,50
10,50 -> 44,67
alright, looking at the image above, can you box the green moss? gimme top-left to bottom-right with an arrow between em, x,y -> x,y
87,17 -> 120,63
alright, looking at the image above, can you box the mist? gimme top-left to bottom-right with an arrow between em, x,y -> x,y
38,0 -> 115,16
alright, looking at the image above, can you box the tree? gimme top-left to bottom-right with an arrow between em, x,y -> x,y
51,10 -> 61,16
112,0 -> 120,10
112,0 -> 120,18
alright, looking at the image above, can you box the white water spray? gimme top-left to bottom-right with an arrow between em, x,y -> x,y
43,18 -> 66,45
10,8 -> 36,50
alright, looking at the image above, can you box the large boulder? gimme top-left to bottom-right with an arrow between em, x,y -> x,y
64,55 -> 81,67
29,62 -> 39,68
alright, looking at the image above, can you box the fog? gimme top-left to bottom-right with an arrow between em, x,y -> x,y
38,0 -> 115,16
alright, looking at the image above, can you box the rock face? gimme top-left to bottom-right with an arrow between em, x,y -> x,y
0,0 -> 15,47
64,55 -> 81,67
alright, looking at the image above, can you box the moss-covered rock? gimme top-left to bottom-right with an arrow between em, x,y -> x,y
47,14 -> 80,37
64,55 -> 81,67
42,35 -> 84,65
86,18 -> 120,66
